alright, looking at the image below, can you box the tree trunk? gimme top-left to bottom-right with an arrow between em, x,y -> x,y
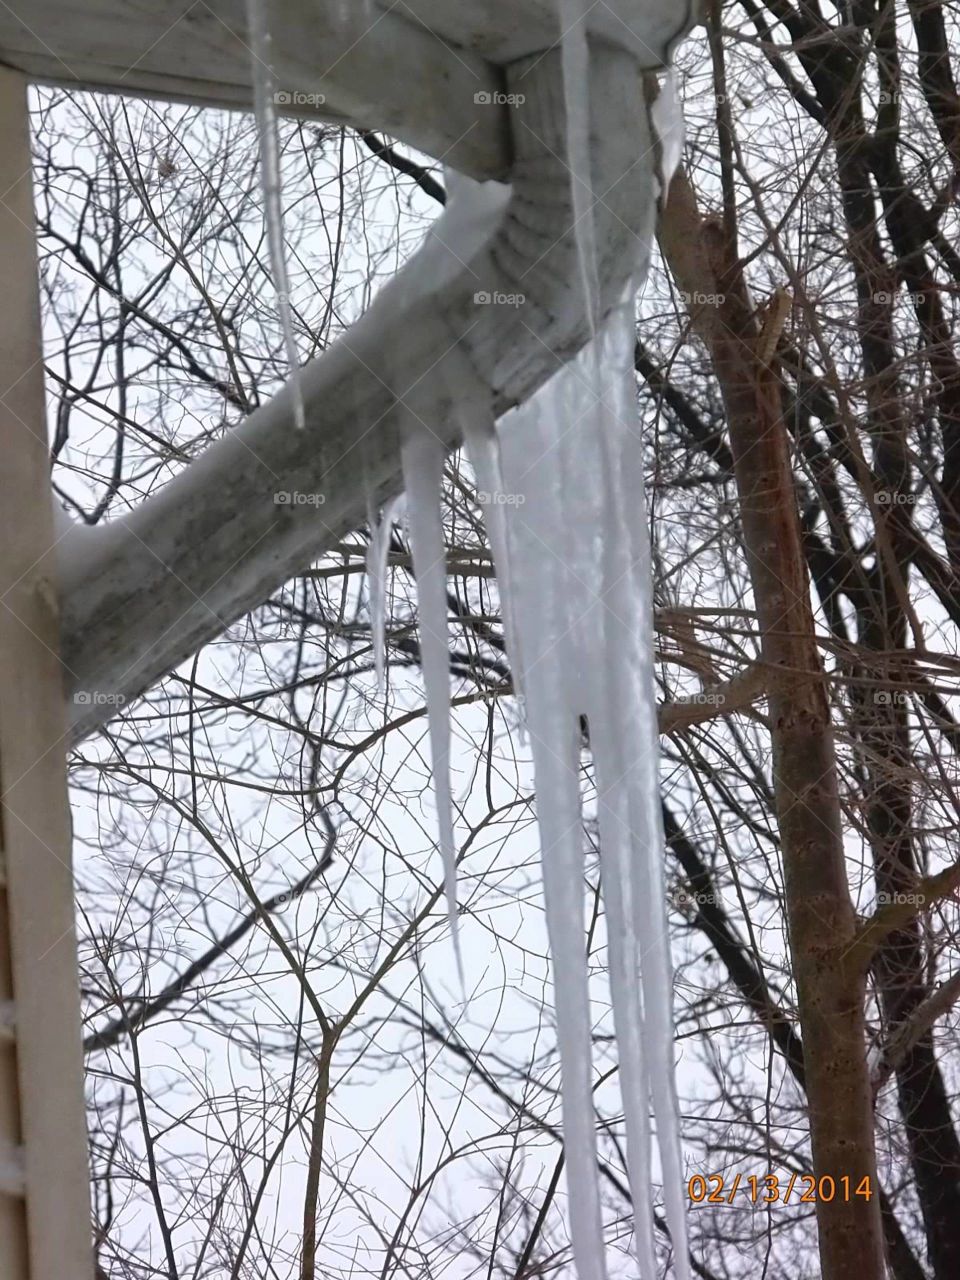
658,168 -> 887,1280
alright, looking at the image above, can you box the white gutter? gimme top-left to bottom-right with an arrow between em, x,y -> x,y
57,36 -> 683,737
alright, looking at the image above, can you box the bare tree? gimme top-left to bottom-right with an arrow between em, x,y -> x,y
28,2 -> 960,1277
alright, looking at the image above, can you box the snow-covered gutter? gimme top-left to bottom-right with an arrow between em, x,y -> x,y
56,25 -> 691,739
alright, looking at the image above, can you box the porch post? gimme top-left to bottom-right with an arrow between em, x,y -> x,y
0,66 -> 93,1280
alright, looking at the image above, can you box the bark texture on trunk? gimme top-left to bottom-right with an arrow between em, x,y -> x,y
658,168 -> 887,1280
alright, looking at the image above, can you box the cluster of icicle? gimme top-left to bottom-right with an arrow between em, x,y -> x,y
390,313 -> 692,1280
378,122 -> 692,1280
245,0 -> 689,1273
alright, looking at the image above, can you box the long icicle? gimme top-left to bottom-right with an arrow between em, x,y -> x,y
498,398 -> 608,1280
559,0 -> 601,335
554,4 -> 689,1273
620,317 -> 691,1279
400,421 -> 463,984
589,312 -> 659,1278
639,70 -> 692,1279
600,297 -> 690,1278
558,6 -> 623,1276
245,0 -> 306,429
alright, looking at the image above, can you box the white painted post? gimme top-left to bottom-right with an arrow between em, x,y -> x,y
0,66 -> 94,1280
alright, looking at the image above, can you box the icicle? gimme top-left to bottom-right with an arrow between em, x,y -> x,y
497,306 -> 689,1280
615,300 -> 690,1278
650,67 -> 685,199
581,309 -> 658,1279
366,493 -> 403,690
456,7 -> 689,1271
597,299 -> 689,1279
245,0 -> 306,430
459,398 -> 523,704
545,5 -> 690,1272
558,0 -> 600,334
590,722 -> 657,1280
498,401 -> 608,1280
432,335 -> 525,711
400,421 -> 463,984
352,15 -> 688,1272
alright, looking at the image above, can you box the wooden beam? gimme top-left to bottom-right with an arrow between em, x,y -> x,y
0,67 -> 94,1280
0,0 -> 511,180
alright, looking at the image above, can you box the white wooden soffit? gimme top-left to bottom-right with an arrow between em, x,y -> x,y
0,0 -> 511,179
398,0 -> 696,64
0,0 -> 693,179
1,1 -> 697,739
